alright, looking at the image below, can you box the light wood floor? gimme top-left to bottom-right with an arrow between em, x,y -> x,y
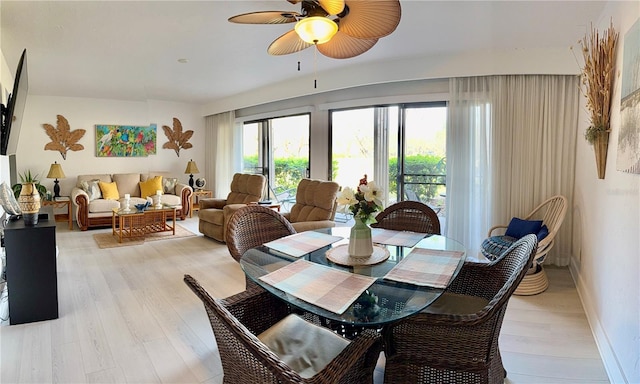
0,216 -> 610,383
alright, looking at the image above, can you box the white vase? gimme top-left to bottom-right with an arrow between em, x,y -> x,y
348,218 -> 373,258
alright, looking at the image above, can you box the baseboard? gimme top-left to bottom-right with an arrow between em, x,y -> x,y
569,260 -> 628,383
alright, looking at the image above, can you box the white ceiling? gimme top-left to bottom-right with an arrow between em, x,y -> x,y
1,1 -> 607,107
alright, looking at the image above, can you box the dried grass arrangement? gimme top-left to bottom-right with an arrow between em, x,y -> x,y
577,21 -> 619,179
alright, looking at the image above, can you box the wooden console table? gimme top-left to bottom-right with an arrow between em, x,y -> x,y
190,189 -> 213,217
42,197 -> 73,230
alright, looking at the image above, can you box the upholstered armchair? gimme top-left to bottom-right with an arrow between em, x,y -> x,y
282,178 -> 339,233
198,173 -> 266,242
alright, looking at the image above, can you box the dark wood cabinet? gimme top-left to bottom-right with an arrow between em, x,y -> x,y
4,216 -> 58,325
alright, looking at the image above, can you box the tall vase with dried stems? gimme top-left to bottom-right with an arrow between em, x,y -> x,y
578,21 -> 619,179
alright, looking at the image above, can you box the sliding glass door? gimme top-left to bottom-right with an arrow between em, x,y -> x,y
242,114 -> 310,210
330,103 -> 446,220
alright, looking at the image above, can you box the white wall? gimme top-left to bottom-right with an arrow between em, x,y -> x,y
572,2 -> 640,383
15,95 -> 205,197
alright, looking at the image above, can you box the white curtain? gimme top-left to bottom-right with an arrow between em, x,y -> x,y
447,75 -> 579,266
205,111 -> 235,198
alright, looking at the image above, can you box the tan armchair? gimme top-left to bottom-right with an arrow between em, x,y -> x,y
198,173 -> 266,242
282,178 -> 339,232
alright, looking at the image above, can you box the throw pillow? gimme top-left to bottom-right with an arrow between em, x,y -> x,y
504,217 -> 543,239
480,235 -> 516,261
139,176 -> 163,198
98,181 -> 120,200
163,177 -> 178,195
0,182 -> 21,215
537,224 -> 549,241
81,179 -> 103,201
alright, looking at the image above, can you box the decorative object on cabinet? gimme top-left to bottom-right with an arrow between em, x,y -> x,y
95,124 -> 157,157
616,17 -> 640,174
162,117 -> 193,157
42,114 -> 86,160
184,159 -> 199,189
46,161 -> 66,198
15,170 -> 42,226
577,21 -> 619,179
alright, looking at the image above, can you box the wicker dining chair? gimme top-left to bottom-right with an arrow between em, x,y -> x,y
184,274 -> 383,384
371,200 -> 441,234
382,234 -> 538,384
226,204 -> 297,289
226,204 -> 296,262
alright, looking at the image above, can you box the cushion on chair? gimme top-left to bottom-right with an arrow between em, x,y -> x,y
537,224 -> 549,241
504,217 -> 543,239
98,181 -> 120,200
226,173 -> 265,204
288,179 -> 339,223
258,314 -> 350,379
480,235 -> 516,261
139,176 -> 163,198
422,292 -> 490,315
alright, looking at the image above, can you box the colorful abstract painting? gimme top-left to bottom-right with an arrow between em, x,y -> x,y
95,124 -> 157,157
616,18 -> 640,174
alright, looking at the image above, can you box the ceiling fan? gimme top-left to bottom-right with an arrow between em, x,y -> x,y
228,0 -> 402,59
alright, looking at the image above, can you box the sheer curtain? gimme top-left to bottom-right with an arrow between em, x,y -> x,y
205,111 -> 236,198
447,75 -> 579,265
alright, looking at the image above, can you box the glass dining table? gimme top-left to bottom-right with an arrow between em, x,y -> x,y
240,226 -> 467,329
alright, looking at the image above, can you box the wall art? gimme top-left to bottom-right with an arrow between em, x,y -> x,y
616,18 -> 640,174
95,124 -> 157,157
43,114 -> 86,159
162,117 -> 193,157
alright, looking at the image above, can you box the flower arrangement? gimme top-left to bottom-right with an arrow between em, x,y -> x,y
577,21 -> 618,144
337,174 -> 384,224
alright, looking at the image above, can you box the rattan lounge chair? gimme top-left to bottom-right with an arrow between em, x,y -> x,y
382,234 -> 538,384
184,274 -> 383,384
371,200 -> 441,234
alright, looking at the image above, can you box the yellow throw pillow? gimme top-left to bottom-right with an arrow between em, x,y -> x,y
139,176 -> 163,198
98,181 -> 120,200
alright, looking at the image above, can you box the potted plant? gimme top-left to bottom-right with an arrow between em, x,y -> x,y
578,21 -> 619,179
12,170 -> 47,226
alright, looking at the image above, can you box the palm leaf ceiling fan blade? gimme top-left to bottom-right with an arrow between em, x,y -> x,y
268,29 -> 313,55
338,0 -> 401,39
228,11 -> 300,24
317,30 -> 377,59
319,0 -> 346,15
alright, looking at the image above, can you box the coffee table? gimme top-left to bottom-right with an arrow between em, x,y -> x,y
112,206 -> 177,243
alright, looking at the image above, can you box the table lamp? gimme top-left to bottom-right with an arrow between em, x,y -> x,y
46,161 -> 66,198
184,159 -> 199,189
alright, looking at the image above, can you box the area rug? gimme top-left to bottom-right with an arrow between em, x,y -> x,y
93,224 -> 197,249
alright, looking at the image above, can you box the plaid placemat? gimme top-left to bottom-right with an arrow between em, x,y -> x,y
264,231 -> 343,258
384,248 -> 465,288
259,259 -> 376,314
372,228 -> 426,247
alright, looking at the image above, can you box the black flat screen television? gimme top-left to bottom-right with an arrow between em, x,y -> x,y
0,49 -> 28,156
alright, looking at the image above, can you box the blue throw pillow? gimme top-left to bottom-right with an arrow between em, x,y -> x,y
504,217 -> 543,239
537,224 -> 549,241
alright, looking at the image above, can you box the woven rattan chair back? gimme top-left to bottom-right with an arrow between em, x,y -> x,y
184,274 -> 383,384
226,205 -> 296,262
371,200 -> 441,234
383,234 -> 538,384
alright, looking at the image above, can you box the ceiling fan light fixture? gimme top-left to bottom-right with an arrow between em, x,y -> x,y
294,16 -> 338,44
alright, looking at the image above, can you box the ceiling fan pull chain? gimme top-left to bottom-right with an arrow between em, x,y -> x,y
314,45 -> 318,89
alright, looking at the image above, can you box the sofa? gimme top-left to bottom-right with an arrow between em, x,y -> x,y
198,173 -> 266,242
282,178 -> 339,232
71,172 -> 192,231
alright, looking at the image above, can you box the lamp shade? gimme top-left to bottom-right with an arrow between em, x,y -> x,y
46,162 -> 65,179
295,17 -> 338,44
185,160 -> 200,174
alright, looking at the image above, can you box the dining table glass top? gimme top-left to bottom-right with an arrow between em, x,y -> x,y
240,226 -> 467,327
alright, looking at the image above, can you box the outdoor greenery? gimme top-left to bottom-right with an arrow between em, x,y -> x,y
389,155 -> 446,201
245,154 -> 446,202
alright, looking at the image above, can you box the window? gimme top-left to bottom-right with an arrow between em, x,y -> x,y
241,114 -> 310,210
